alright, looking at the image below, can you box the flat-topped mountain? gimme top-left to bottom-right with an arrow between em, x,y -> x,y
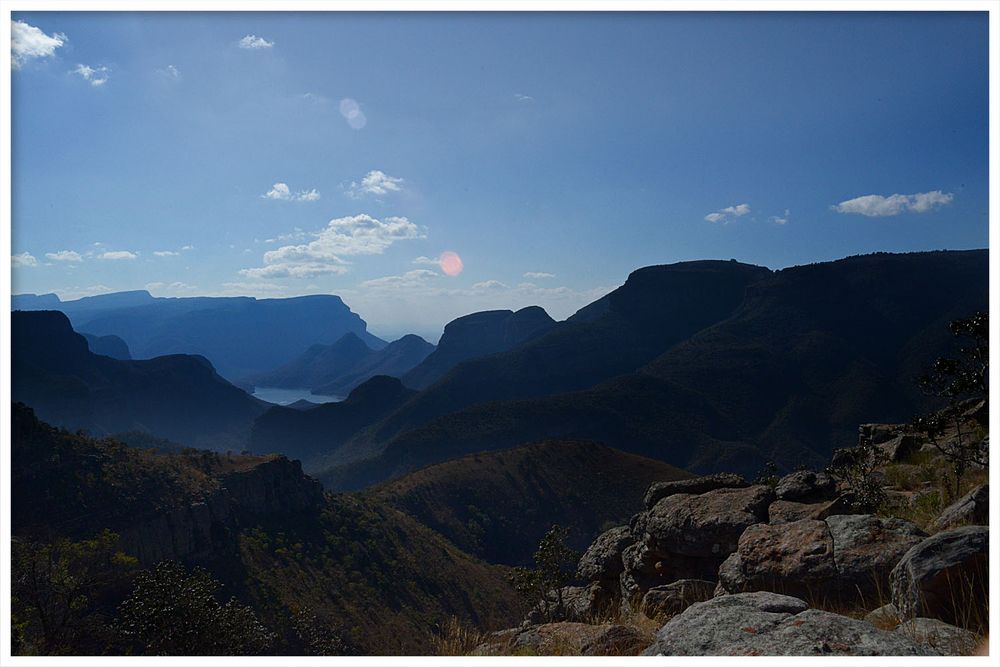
402,306 -> 557,389
12,310 -> 265,449
323,250 -> 987,489
12,291 -> 385,380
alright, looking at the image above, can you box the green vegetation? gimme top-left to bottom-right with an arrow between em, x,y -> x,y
510,525 -> 578,622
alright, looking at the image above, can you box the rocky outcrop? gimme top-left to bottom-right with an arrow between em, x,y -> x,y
767,495 -> 854,524
120,457 -> 323,566
930,484 -> 988,532
774,470 -> 837,502
642,473 -> 746,509
576,526 -> 633,583
890,525 -> 988,627
640,579 -> 715,621
718,515 -> 925,601
642,592 -> 933,656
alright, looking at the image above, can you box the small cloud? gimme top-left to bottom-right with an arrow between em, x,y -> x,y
238,34 -> 274,50
72,63 -> 110,86
514,93 -> 534,102
298,92 -> 329,104
153,250 -> 180,257
220,281 -> 288,296
11,21 -> 66,70
524,271 -> 555,279
12,252 -> 39,267
769,210 -> 790,226
704,203 -> 751,224
45,250 -> 83,262
346,170 -> 404,198
100,250 -> 138,260
361,269 -> 440,290
262,182 -> 321,202
181,245 -> 194,251
412,256 -> 440,266
832,191 -> 954,217
472,280 -> 509,291
339,98 -> 367,130
157,64 -> 180,80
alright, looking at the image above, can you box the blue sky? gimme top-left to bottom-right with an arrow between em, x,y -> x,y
9,11 -> 989,340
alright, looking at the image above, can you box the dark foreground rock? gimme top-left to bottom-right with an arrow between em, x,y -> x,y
642,592 -> 933,656
576,526 -> 633,582
475,622 -> 650,656
642,473 -> 747,509
890,525 -> 989,627
640,579 -> 716,621
930,484 -> 989,532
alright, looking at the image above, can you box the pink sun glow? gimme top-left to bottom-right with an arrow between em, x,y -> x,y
439,251 -> 464,276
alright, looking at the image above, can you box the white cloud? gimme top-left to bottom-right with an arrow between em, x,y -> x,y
339,98 -> 367,130
524,271 -> 555,279
146,281 -> 197,293
514,93 -> 534,102
472,280 -> 509,291
12,21 -> 66,69
72,63 -> 110,86
158,64 -> 180,79
239,263 -> 348,279
704,203 -> 751,224
238,34 -> 274,49
361,269 -> 440,290
412,256 -> 440,266
45,250 -> 83,262
100,250 -> 137,260
262,182 -> 321,202
181,245 -> 194,251
12,252 -> 39,267
58,285 -> 113,300
769,209 -> 790,226
153,250 -> 179,257
833,191 -> 954,217
347,170 -> 404,198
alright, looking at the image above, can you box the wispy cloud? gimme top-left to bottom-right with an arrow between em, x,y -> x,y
72,63 -> 110,86
153,250 -> 180,257
12,252 -> 39,267
11,21 -> 66,69
339,98 -> 367,130
769,209 -> 790,225
146,281 -> 197,292
523,271 -> 555,279
361,269 -> 440,289
100,250 -> 138,260
262,182 -> 321,202
45,250 -> 83,262
514,93 -> 534,102
346,170 -> 404,198
832,191 -> 954,217
181,245 -> 195,251
241,214 -> 424,279
238,34 -> 274,50
704,203 -> 751,224
412,256 -> 440,266
157,64 -> 180,80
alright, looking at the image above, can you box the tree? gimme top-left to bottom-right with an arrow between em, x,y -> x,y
912,311 -> 989,497
509,525 -> 578,621
11,530 -> 138,655
116,561 -> 275,655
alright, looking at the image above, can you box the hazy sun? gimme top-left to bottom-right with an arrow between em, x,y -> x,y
439,250 -> 464,277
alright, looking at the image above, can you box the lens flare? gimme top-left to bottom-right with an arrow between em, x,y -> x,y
439,251 -> 464,277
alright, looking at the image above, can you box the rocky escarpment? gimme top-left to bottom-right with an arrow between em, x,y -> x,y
120,457 -> 324,565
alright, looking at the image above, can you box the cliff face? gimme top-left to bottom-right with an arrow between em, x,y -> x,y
120,457 -> 325,565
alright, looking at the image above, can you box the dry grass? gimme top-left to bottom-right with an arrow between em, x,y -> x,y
432,616 -> 490,656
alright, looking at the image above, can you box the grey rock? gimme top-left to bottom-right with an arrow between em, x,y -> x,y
576,526 -> 633,582
643,473 -> 747,509
774,470 -> 837,502
643,592 -> 932,656
864,603 -> 900,629
640,579 -> 716,620
767,494 -> 855,524
895,617 -> 979,656
825,514 -> 926,596
877,434 -> 923,462
496,622 -> 648,656
890,525 -> 989,626
930,484 -> 988,532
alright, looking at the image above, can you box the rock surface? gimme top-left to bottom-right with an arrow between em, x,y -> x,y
642,473 -> 747,509
890,525 -> 989,626
640,579 -> 716,620
642,592 -> 933,656
930,484 -> 989,532
774,470 -> 837,502
895,618 -> 978,656
477,622 -> 650,656
576,526 -> 633,582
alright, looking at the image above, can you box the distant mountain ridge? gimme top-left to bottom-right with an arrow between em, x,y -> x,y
12,291 -> 385,380
12,310 -> 265,449
248,332 -> 435,396
322,250 -> 987,489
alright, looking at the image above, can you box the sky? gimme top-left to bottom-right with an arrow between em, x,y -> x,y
8,11 -> 990,341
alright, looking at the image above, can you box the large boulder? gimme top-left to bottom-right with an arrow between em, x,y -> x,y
476,622 -> 650,656
767,494 -> 855,524
642,473 -> 747,509
894,617 -> 979,656
525,584 -> 609,624
930,485 -> 988,532
640,579 -> 715,621
718,515 -> 925,602
576,526 -> 633,583
890,525 -> 988,627
642,592 -> 933,656
774,470 -> 837,502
